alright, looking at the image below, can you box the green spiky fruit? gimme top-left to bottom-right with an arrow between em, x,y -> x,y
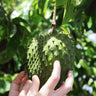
27,32 -> 75,87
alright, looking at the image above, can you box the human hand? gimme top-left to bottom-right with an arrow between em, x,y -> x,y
9,60 -> 74,96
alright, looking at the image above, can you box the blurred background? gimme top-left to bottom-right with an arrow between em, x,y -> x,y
0,0 -> 96,96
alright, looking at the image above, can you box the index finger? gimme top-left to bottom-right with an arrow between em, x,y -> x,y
12,71 -> 26,84
9,71 -> 26,96
11,71 -> 26,90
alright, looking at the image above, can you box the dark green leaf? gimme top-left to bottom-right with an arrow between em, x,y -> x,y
56,0 -> 67,6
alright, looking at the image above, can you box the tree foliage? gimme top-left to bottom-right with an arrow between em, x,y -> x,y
0,0 -> 96,96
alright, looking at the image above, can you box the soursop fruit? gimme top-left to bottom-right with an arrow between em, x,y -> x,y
26,31 -> 75,87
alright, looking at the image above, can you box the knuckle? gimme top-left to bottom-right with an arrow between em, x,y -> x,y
67,86 -> 72,91
52,75 -> 60,81
18,94 -> 22,96
32,92 -> 37,96
26,80 -> 32,84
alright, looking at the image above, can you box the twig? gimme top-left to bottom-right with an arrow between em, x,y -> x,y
52,6 -> 56,34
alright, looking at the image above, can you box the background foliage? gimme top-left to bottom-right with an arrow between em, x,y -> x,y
0,0 -> 96,96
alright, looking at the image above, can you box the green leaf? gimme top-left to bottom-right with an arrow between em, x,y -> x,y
79,59 -> 92,76
94,80 -> 96,88
10,0 -> 34,20
62,0 -> 74,24
10,24 -> 17,38
60,27 -> 70,36
78,0 -> 93,10
0,80 -> 10,94
38,0 -> 46,10
0,39 -> 17,65
0,6 -> 5,20
0,73 -> 18,94
56,0 -> 67,6
92,67 -> 96,77
38,0 -> 52,15
85,47 -> 94,57
12,17 -> 28,25
17,24 -> 32,46
87,17 -> 92,29
0,25 -> 22,64
13,55 -> 22,71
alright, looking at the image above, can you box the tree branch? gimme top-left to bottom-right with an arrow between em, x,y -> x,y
52,6 -> 56,34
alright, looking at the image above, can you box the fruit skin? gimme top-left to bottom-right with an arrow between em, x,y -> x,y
26,31 -> 75,88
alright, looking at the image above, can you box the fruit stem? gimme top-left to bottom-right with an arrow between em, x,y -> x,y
52,6 -> 57,34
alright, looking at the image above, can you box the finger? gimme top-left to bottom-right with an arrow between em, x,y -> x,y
27,75 -> 40,96
12,71 -> 26,85
8,90 -> 20,96
19,74 -> 29,92
18,80 -> 32,96
11,71 -> 26,90
54,71 -> 74,96
9,71 -> 26,96
40,60 -> 61,92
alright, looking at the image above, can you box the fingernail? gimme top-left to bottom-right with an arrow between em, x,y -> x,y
68,71 -> 73,77
54,60 -> 60,64
21,71 -> 26,75
32,75 -> 38,80
32,75 -> 40,84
